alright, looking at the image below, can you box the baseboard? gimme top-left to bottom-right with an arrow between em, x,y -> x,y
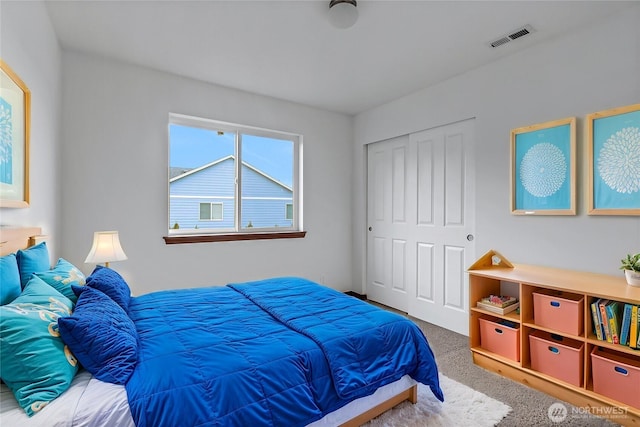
344,291 -> 367,300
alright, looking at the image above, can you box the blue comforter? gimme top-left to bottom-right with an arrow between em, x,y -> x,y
125,277 -> 442,427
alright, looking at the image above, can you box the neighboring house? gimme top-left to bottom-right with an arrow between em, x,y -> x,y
169,155 -> 293,230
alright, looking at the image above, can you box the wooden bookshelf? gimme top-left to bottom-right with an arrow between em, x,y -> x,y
469,254 -> 640,426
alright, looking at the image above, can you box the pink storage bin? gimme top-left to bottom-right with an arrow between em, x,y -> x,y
591,347 -> 640,409
533,290 -> 584,336
479,317 -> 520,362
529,330 -> 584,387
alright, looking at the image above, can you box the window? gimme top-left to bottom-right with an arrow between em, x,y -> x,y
199,203 -> 223,221
167,114 -> 303,241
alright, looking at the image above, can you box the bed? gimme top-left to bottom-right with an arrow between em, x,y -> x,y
0,227 -> 443,426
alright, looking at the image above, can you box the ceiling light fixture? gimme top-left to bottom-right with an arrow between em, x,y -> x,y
328,0 -> 358,29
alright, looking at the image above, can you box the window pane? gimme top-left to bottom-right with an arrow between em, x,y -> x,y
211,202 -> 223,220
169,124 -> 235,231
199,203 -> 211,220
286,203 -> 293,220
240,134 -> 294,229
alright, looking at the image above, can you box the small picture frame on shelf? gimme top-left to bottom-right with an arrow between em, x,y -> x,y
510,117 -> 576,215
587,103 -> 640,216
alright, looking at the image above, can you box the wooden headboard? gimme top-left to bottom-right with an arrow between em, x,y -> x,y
0,227 -> 43,256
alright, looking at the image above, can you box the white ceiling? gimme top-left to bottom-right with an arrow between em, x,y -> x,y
45,0 -> 635,115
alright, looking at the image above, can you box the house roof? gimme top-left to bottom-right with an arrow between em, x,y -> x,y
169,155 -> 292,192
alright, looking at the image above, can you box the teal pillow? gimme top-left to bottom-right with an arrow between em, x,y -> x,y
16,242 -> 50,287
0,275 -> 78,416
0,254 -> 21,305
35,258 -> 86,304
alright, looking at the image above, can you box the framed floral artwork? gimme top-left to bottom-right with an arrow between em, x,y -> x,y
0,59 -> 30,208
587,103 -> 640,215
511,117 -> 576,215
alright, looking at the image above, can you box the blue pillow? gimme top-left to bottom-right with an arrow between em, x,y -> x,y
16,242 -> 50,287
0,276 -> 78,416
0,253 -> 21,305
58,287 -> 138,385
35,258 -> 86,304
77,266 -> 131,312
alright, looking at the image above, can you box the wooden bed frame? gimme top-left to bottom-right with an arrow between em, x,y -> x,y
340,385 -> 417,427
0,226 -> 43,256
0,226 -> 419,426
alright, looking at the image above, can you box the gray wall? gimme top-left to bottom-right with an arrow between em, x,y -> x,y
0,1 -> 62,263
353,5 -> 640,292
59,52 -> 354,294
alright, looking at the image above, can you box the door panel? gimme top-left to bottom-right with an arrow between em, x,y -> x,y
392,239 -> 407,292
417,139 -> 434,225
366,136 -> 410,312
444,134 -> 464,225
444,245 -> 465,310
416,243 -> 434,302
392,147 -> 407,223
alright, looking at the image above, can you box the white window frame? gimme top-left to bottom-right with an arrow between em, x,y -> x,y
167,113 -> 303,239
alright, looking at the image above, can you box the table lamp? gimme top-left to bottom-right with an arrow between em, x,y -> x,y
84,231 -> 128,268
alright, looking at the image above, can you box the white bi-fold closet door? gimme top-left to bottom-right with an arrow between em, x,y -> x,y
366,119 -> 475,335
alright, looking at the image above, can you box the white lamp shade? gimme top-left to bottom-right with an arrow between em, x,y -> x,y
85,231 -> 128,264
328,0 -> 358,29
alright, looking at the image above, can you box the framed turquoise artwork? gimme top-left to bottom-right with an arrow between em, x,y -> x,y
588,103 -> 640,215
0,59 -> 30,208
510,117 -> 576,215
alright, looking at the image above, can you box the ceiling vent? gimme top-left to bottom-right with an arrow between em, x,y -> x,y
489,25 -> 535,48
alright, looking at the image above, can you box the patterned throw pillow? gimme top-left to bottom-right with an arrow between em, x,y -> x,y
0,276 -> 78,416
0,253 -> 21,305
35,258 -> 86,304
16,242 -> 50,288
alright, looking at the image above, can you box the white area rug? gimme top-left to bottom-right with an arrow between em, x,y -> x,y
365,375 -> 511,427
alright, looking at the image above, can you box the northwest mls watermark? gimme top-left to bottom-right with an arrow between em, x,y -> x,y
548,402 -> 629,423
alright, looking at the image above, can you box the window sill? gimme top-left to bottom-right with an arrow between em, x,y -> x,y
163,231 -> 306,245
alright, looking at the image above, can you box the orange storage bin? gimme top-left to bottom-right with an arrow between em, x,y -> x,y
479,317 -> 520,362
529,330 -> 584,387
591,347 -> 640,409
533,290 -> 584,336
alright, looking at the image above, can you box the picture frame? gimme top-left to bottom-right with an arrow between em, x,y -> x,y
510,117 -> 576,215
0,59 -> 30,208
587,103 -> 640,215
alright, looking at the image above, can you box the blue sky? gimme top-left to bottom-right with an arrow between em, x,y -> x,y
170,124 -> 293,187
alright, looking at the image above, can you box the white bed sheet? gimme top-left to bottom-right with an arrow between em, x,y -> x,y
0,370 -> 134,427
1,372 -> 415,426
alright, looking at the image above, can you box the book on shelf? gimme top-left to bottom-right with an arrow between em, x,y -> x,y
620,303 -> 633,346
606,301 -> 622,345
632,305 -> 640,349
590,299 -> 605,341
598,299 -> 612,343
476,295 -> 519,315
